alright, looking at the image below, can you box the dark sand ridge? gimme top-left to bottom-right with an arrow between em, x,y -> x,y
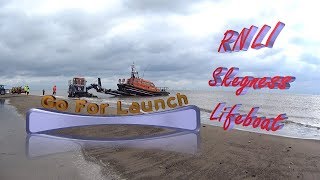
2,95 -> 320,179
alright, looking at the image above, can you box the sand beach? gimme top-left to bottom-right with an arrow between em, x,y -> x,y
1,94 -> 320,179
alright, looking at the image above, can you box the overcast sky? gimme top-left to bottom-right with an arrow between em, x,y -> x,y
0,0 -> 319,94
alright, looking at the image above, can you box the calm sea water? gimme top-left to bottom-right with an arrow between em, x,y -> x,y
31,89 -> 320,140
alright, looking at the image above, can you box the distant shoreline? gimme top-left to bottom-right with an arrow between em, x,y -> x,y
24,88 -> 320,96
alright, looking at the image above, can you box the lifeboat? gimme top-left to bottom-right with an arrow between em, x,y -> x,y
87,64 -> 170,96
117,64 -> 170,96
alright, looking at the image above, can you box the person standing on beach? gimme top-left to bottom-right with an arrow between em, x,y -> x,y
53,85 -> 57,95
42,89 -> 45,95
24,86 -> 27,95
26,86 -> 30,95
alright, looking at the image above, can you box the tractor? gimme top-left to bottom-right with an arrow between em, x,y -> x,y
68,77 -> 96,98
0,85 -> 5,95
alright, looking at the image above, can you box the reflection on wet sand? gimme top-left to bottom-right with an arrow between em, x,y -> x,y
26,131 -> 200,158
0,98 -> 5,105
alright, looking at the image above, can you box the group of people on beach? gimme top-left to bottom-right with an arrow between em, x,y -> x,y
42,85 -> 57,96
10,86 -> 29,95
10,85 -> 57,96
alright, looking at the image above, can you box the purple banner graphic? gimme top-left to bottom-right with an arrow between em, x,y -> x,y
26,105 -> 201,133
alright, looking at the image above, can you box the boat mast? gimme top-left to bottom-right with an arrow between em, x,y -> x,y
131,63 -> 139,78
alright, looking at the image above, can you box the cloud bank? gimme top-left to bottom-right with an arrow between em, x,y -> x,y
0,0 -> 319,94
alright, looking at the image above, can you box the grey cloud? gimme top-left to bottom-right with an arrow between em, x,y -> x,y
290,37 -> 305,45
122,0 -> 198,14
0,0 -> 9,7
0,0 -> 213,83
300,53 -> 320,65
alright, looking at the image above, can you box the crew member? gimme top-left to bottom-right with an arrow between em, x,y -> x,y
53,85 -> 57,95
24,86 -> 28,95
26,85 -> 30,95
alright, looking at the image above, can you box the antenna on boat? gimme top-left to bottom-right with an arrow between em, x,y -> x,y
131,62 -> 139,78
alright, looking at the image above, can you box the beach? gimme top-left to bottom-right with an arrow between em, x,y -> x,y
1,94 -> 320,179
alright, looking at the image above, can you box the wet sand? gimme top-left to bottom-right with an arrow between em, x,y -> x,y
0,96 -> 110,180
2,95 -> 320,179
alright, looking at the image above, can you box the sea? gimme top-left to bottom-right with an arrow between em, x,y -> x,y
31,89 -> 320,140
